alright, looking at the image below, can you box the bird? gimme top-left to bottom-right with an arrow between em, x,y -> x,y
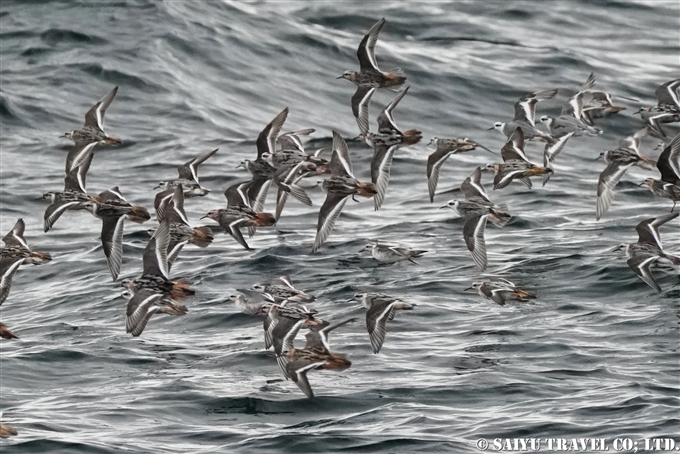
285,347 -> 352,398
369,86 -> 422,210
490,89 -> 558,141
238,108 -> 289,214
339,18 -> 407,138
357,292 -> 415,354
613,213 -> 680,292
440,198 -> 511,270
41,149 -> 97,232
228,292 -> 267,315
155,148 -> 218,197
263,300 -> 315,350
252,275 -> 315,303
580,91 -> 626,124
0,219 -> 52,306
303,317 -> 356,354
265,129 -> 323,170
124,288 -> 187,337
201,181 -> 276,250
426,137 -> 493,202
596,132 -> 657,220
62,86 -> 121,146
486,127 -> 554,190
90,187 -> 151,280
465,278 -> 536,306
272,161 -> 316,220
362,242 -> 427,264
312,131 -> 377,253
371,86 -> 422,149
271,128 -> 317,164
442,166 -> 511,270
152,184 -> 213,269
635,79 -> 680,138
267,303 -> 318,378
121,221 -> 194,301
644,132 -> 680,211
540,73 -> 602,137
540,110 -> 601,137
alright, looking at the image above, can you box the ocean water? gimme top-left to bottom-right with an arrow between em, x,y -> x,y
1,1 -> 679,452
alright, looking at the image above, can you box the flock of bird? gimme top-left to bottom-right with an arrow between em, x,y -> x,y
1,18 -> 680,418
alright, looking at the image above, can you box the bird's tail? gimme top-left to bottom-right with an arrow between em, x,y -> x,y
128,206 -> 151,223
384,68 -> 407,90
171,280 -> 195,300
512,289 -> 536,301
190,226 -> 214,248
402,129 -> 423,145
158,301 -> 188,316
28,251 -> 52,264
357,182 -> 378,196
489,204 -> 511,228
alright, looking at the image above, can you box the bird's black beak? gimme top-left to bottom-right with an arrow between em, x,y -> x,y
477,143 -> 496,154
486,127 -> 495,130
463,285 -> 475,291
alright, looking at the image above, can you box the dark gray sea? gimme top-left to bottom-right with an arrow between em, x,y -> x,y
1,1 -> 679,452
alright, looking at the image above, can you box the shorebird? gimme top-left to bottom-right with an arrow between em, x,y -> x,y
486,127 -> 554,190
613,213 -> 680,292
369,86 -> 422,210
62,86 -> 121,146
285,347 -> 352,398
357,292 -> 415,354
201,181 -> 276,250
252,276 -> 315,304
540,73 -> 602,137
312,131 -> 377,253
90,186 -> 151,280
153,184 -> 213,269
635,79 -> 680,138
596,131 -> 657,220
124,288 -> 188,337
426,137 -> 493,202
340,18 -> 407,138
465,278 -> 536,306
42,148 -> 97,232
643,132 -> 680,211
490,89 -> 558,142
155,148 -> 218,197
363,242 -> 427,264
121,221 -> 194,301
0,219 -> 52,306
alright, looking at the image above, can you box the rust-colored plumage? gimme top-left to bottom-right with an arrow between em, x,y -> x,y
170,281 -> 195,300
189,226 -> 213,248
0,324 -> 19,340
